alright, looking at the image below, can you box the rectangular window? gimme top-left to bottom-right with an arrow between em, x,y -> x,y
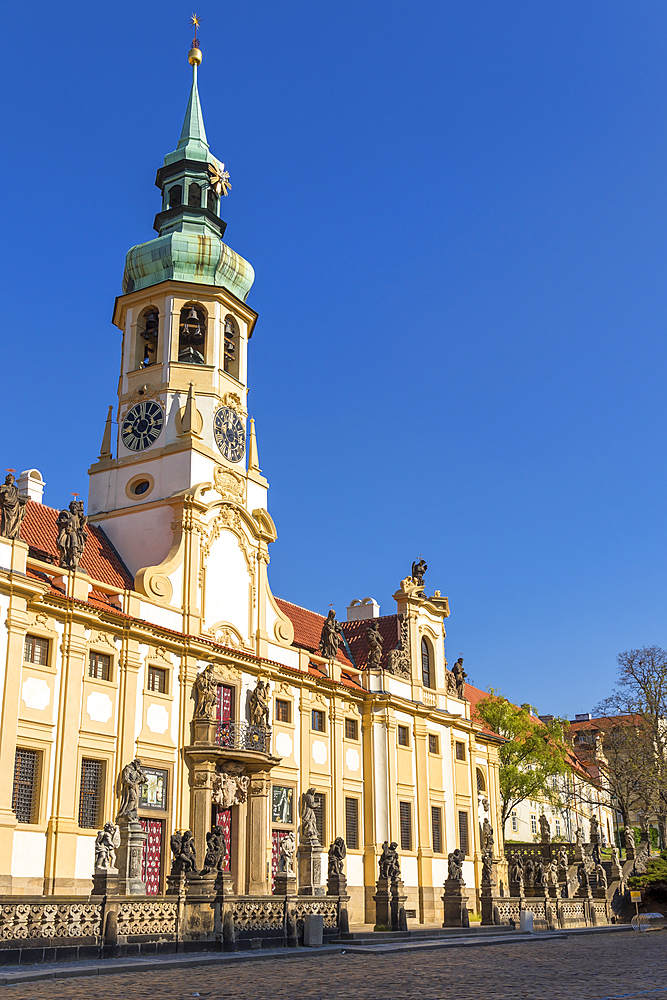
345,797 -> 359,850
79,759 -> 104,829
431,806 -> 442,853
272,785 -> 294,825
455,741 -> 465,761
311,709 -> 326,733
555,818 -> 561,837
345,718 -> 358,740
458,811 -> 469,856
12,749 -> 39,824
428,733 -> 439,754
397,725 -> 410,747
24,635 -> 49,665
275,699 -> 291,723
147,665 -> 166,693
400,801 -> 412,851
313,792 -> 325,846
511,810 -> 518,833
139,768 -> 168,809
530,814 -> 537,835
89,651 -> 111,681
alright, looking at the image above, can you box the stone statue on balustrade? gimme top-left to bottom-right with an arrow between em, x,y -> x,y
539,814 -> 551,843
0,473 -> 27,540
378,841 -> 401,881
594,863 -> 607,891
116,758 -> 148,822
589,816 -> 600,842
249,678 -> 271,728
319,611 -> 342,660
452,658 -> 467,699
534,858 -> 545,886
367,620 -> 383,669
94,822 -> 120,871
524,857 -> 535,886
481,850 -> 494,887
510,855 -> 524,886
193,664 -> 218,720
200,825 -> 227,876
481,818 -> 494,854
170,830 -> 198,876
300,787 -> 320,847
56,500 -> 88,571
328,837 -> 347,877
278,832 -> 296,875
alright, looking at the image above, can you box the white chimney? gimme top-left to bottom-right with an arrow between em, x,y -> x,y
17,469 -> 45,503
346,598 -> 380,621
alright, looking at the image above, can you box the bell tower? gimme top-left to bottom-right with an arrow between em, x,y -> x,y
88,35 -> 269,588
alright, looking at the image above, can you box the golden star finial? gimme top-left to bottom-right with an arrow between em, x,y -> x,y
191,13 -> 201,42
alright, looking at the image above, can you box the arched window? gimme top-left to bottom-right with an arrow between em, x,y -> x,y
207,189 -> 217,214
168,185 -> 182,208
188,183 -> 201,208
476,769 -> 486,794
421,637 -> 432,689
223,315 -> 239,380
178,303 -> 206,365
139,307 -> 159,368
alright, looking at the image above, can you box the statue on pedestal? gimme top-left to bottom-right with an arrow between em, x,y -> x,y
200,825 -> 227,876
170,830 -> 198,875
278,832 -> 296,875
411,557 -> 427,587
0,474 -> 27,540
481,818 -> 494,853
452,658 -> 467,699
539,814 -> 551,843
117,758 -> 148,822
249,678 -> 270,728
56,500 -> 88,570
319,611 -> 342,660
193,665 -> 218,720
378,841 -> 400,880
300,787 -> 320,846
328,837 -> 346,876
94,822 -> 120,871
367,620 -> 383,669
510,855 -> 524,885
447,848 -> 465,882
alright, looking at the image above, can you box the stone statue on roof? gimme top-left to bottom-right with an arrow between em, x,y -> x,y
56,500 -> 88,571
452,657 -> 467,699
367,620 -> 383,669
0,474 -> 28,540
319,610 -> 342,660
411,557 -> 427,587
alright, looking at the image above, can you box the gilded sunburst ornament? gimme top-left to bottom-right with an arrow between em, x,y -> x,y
208,160 -> 232,197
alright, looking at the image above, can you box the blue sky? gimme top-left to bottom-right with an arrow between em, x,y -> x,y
3,1 -> 667,717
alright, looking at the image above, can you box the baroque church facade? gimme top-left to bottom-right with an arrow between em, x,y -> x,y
0,41 -> 505,924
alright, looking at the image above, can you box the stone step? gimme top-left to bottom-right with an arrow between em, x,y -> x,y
337,925 -> 515,945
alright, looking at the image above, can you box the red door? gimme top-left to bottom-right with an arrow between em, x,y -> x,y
216,685 -> 234,721
140,818 -> 163,895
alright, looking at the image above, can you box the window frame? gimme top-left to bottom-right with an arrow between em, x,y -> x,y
12,747 -> 41,825
311,709 -> 326,733
431,805 -> 443,854
458,810 -> 469,856
344,717 -> 359,741
275,699 -> 291,724
399,800 -> 412,851
530,814 -> 537,836
345,796 -> 360,850
397,725 -> 410,748
24,634 -> 50,667
78,758 -> 105,830
511,810 -> 518,833
421,636 -> 433,689
428,733 -> 439,754
88,650 -> 112,682
147,664 -> 167,694
455,741 -> 466,761
313,791 -> 326,846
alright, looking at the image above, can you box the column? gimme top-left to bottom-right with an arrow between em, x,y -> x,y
246,772 -> 269,895
413,717 -> 433,921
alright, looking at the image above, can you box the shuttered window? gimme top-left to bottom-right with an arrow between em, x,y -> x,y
458,811 -> 469,857
313,792 -> 325,846
400,801 -> 412,851
345,797 -> 359,850
431,806 -> 442,853
12,749 -> 39,824
79,759 -> 104,829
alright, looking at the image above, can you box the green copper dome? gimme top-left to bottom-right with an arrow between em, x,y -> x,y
122,58 -> 254,302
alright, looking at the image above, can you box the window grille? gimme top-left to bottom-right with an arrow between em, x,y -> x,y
455,741 -> 465,761
345,718 -> 358,740
458,811 -> 469,856
276,699 -> 291,723
12,749 -> 39,824
428,734 -> 439,754
89,652 -> 111,681
79,759 -> 104,829
511,811 -> 518,832
400,801 -> 412,851
24,635 -> 49,665
148,666 -> 166,693
431,806 -> 442,853
311,709 -> 326,732
345,797 -> 359,849
421,638 -> 432,688
313,793 -> 325,846
397,725 -> 409,747
477,768 -> 486,793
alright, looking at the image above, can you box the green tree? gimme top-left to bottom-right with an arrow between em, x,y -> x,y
473,689 -> 572,830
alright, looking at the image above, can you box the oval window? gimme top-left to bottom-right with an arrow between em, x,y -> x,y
132,480 -> 150,496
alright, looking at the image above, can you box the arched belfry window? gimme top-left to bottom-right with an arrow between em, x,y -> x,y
178,303 -> 206,365
188,183 -> 201,208
223,315 -> 239,380
421,637 -> 432,689
139,307 -> 159,368
168,185 -> 182,208
476,769 -> 486,794
207,189 -> 217,214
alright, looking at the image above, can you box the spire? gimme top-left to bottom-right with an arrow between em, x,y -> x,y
248,417 -> 262,473
98,406 -> 113,460
177,61 -> 208,152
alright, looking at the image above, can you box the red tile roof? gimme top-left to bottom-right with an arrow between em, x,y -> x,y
21,502 -> 133,590
274,598 -> 353,668
340,615 -> 399,670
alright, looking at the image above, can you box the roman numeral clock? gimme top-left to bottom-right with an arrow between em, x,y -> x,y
121,401 -> 165,452
213,405 -> 245,463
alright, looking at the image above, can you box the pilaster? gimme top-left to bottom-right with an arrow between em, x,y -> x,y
246,772 -> 269,895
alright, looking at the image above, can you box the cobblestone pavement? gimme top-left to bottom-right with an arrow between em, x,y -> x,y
4,933 -> 666,1000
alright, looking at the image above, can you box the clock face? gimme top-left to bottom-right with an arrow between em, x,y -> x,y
121,400 -> 164,452
213,406 -> 246,462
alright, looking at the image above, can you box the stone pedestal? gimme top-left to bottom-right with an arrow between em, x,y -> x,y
442,879 -> 469,927
298,842 -> 325,896
480,886 -> 495,925
390,877 -> 407,931
166,872 -> 187,896
186,874 -> 217,897
91,867 -> 119,897
509,878 -> 525,899
373,877 -> 392,928
115,818 -> 147,895
274,872 -> 297,896
327,871 -> 347,897
215,870 -> 235,897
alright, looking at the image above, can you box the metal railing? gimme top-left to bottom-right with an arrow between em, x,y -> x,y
215,721 -> 270,753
